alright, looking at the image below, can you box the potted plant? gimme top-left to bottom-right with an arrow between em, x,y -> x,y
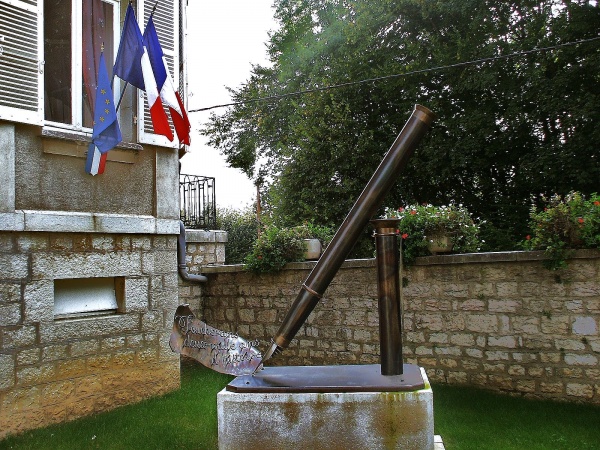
383,203 -> 482,264
294,223 -> 335,260
523,192 -> 600,269
244,225 -> 305,273
244,223 -> 334,273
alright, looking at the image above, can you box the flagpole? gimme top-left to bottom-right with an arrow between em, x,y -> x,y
102,41 -> 129,114
115,81 -> 129,113
113,1 -> 157,113
113,0 -> 135,113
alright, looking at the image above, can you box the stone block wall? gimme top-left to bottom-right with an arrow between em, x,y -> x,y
178,228 -> 226,309
184,229 -> 227,268
195,250 -> 600,404
0,230 -> 180,438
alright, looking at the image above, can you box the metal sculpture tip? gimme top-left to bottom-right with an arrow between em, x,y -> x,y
251,360 -> 263,376
260,340 -> 282,367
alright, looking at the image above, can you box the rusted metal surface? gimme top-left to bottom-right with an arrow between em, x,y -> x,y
170,304 -> 263,376
372,219 -> 403,375
262,104 -> 436,363
227,364 -> 424,393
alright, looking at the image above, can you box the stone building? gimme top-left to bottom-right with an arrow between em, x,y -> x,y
0,0 -> 189,438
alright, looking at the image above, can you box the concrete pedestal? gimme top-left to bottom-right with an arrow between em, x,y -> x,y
217,365 -> 435,450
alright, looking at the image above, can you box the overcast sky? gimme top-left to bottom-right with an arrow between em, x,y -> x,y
182,1 -> 277,209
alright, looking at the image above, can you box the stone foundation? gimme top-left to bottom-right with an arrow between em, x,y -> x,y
218,367 -> 434,450
0,227 -> 181,438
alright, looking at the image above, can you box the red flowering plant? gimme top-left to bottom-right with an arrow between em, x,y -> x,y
383,203 -> 482,265
523,192 -> 600,269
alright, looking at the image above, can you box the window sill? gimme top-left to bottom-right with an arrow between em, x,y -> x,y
54,310 -> 118,321
41,128 -> 143,164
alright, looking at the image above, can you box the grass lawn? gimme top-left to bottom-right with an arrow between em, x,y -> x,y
433,383 -> 600,450
0,362 -> 233,450
1,363 -> 599,449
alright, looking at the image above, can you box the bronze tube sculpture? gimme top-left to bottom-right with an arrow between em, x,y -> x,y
261,104 -> 436,364
372,219 -> 403,375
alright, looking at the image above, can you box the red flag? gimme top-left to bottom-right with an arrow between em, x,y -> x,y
171,92 -> 191,145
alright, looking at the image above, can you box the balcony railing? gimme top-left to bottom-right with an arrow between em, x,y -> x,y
180,174 -> 216,230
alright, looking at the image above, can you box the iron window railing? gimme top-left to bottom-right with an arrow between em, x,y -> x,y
180,174 -> 216,229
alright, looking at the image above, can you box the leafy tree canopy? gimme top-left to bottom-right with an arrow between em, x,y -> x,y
202,0 -> 600,251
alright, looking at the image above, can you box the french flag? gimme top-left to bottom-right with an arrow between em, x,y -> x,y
85,145 -> 108,176
143,16 -> 191,145
113,4 -> 173,141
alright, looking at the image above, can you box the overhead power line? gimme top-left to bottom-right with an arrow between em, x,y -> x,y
189,36 -> 600,113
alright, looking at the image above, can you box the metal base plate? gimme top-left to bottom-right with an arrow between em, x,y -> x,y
226,363 -> 425,393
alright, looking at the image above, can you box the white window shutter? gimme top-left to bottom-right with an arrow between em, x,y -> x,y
137,0 -> 180,148
0,0 -> 43,125
178,0 -> 188,127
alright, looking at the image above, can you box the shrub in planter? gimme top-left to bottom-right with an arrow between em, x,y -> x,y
523,192 -> 600,269
244,223 -> 334,273
244,225 -> 306,273
216,206 -> 259,264
384,203 -> 482,265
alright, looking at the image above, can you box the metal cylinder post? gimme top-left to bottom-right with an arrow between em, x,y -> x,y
372,219 -> 403,375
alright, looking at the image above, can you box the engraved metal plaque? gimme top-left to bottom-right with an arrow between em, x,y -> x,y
170,304 -> 263,376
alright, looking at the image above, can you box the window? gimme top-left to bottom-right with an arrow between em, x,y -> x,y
44,0 -> 119,130
54,277 -> 120,319
0,0 -> 185,149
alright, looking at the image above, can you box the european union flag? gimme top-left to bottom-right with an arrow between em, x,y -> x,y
113,4 -> 146,90
92,52 -> 122,153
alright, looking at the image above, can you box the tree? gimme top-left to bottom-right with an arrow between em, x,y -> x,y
202,0 -> 600,251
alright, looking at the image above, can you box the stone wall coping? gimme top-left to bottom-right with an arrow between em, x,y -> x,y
199,257 -> 377,274
198,250 -> 599,274
200,264 -> 245,273
185,229 -> 228,243
414,248 -> 600,265
0,210 -> 180,234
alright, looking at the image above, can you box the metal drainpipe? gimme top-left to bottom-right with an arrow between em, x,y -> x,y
177,221 -> 208,283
